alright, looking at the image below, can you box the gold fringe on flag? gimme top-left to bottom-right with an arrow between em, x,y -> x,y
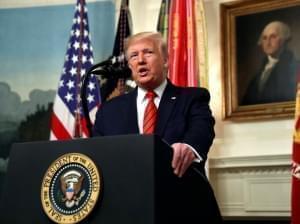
195,0 -> 208,88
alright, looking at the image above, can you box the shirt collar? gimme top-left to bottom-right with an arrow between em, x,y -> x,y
137,79 -> 167,102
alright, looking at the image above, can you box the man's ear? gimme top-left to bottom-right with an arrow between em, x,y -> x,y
164,60 -> 169,68
128,62 -> 133,70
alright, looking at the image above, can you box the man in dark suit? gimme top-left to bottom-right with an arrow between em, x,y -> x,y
242,21 -> 299,105
93,32 -> 222,223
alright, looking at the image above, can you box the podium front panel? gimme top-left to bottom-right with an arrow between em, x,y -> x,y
0,135 -> 173,224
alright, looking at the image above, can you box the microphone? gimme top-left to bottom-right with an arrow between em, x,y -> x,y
87,54 -> 126,75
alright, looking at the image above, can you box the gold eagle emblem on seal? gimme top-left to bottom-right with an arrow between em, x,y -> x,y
41,153 -> 101,224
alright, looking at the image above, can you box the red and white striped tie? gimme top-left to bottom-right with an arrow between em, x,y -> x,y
143,91 -> 157,134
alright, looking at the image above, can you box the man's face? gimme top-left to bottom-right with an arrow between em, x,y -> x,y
261,25 -> 284,57
126,38 -> 167,90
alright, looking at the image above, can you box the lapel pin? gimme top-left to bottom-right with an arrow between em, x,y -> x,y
171,96 -> 176,100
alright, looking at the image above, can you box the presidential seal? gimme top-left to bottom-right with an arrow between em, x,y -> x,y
41,153 -> 101,224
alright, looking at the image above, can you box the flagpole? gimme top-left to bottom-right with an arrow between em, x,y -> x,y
74,0 -> 85,138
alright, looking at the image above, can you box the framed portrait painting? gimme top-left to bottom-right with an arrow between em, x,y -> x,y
221,0 -> 300,120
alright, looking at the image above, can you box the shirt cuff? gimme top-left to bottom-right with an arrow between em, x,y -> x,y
183,143 -> 202,163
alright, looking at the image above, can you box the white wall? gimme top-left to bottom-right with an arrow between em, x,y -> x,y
128,0 -> 161,33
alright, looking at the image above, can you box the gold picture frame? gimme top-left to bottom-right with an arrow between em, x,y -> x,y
221,0 -> 300,120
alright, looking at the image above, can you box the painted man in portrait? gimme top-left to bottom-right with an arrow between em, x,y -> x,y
242,21 -> 299,105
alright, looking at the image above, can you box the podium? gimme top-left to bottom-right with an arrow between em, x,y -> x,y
0,135 -> 178,223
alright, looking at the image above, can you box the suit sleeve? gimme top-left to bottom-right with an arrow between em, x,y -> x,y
183,88 -> 215,162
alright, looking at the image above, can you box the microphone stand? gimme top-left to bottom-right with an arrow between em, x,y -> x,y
80,66 -> 97,137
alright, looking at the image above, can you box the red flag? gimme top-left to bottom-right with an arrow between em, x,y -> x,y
168,0 -> 198,87
50,0 -> 101,140
292,81 -> 300,223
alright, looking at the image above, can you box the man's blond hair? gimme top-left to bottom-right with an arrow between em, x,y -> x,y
124,32 -> 168,60
258,21 -> 291,45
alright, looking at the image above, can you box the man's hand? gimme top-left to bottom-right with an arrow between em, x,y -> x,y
171,143 -> 196,178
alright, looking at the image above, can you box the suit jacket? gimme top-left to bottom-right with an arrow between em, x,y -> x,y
93,81 -> 215,162
93,81 -> 222,223
242,49 -> 298,105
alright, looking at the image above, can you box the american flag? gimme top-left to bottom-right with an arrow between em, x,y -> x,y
50,0 -> 101,140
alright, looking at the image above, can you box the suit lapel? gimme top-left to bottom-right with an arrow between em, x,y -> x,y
123,89 -> 139,134
156,82 -> 179,136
